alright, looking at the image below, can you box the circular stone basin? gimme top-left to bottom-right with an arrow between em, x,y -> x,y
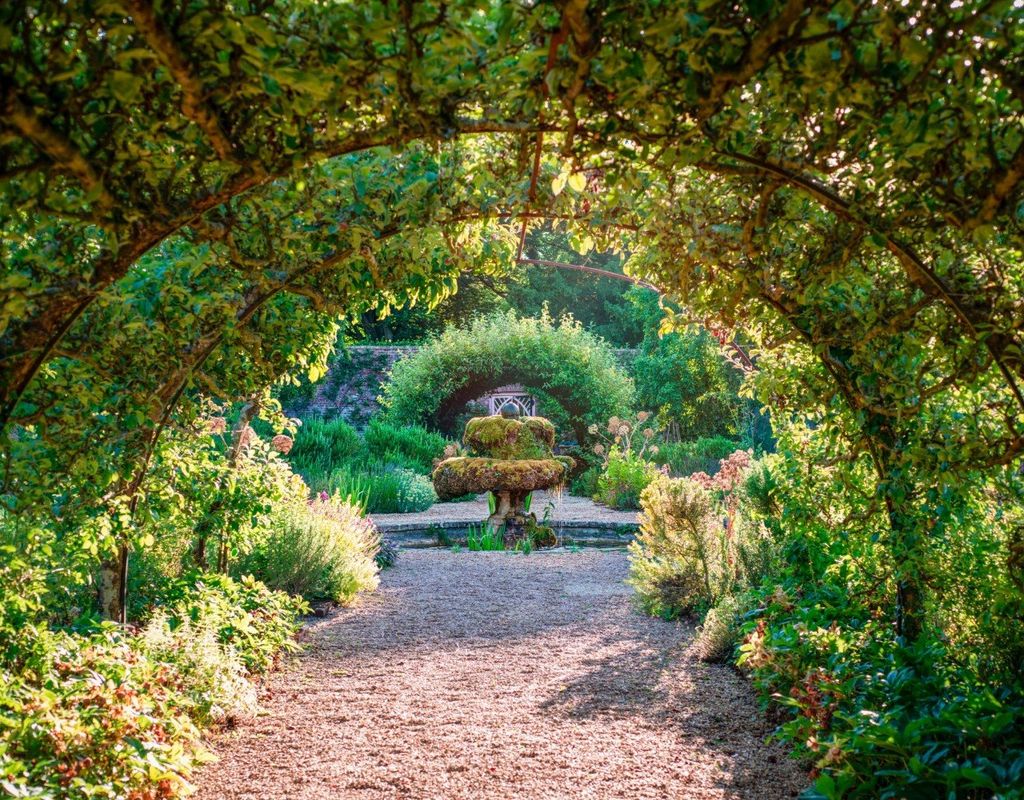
432,457 -> 572,500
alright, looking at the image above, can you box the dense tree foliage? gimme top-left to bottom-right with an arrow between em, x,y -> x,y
357,227 -> 644,345
1,0 -> 1023,795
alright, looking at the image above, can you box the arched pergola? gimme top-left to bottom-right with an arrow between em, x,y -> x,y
380,312 -> 635,446
1,0 -> 1022,639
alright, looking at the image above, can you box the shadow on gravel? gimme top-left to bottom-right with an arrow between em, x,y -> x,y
538,633 -> 803,799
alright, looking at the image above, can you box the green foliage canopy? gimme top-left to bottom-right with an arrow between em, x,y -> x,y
0,0 -> 1021,654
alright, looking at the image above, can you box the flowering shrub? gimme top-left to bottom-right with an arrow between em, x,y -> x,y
593,448 -> 659,510
588,411 -> 661,467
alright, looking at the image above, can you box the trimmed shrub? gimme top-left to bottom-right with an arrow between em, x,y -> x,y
380,310 -> 635,443
236,498 -> 380,604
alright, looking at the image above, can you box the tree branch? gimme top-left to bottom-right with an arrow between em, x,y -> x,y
127,0 -> 241,165
4,98 -> 114,211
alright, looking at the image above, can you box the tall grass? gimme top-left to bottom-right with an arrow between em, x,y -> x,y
328,463 -> 437,514
364,419 -> 446,473
287,418 -> 365,490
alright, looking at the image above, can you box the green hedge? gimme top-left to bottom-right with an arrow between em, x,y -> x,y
380,311 -> 634,443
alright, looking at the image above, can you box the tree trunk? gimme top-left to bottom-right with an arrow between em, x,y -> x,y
210,397 -> 261,574
874,423 -> 925,643
98,543 -> 129,624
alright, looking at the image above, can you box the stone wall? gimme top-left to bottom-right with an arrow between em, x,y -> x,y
285,344 -> 639,427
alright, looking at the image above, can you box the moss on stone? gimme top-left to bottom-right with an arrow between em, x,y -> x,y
525,519 -> 557,548
463,415 -> 555,460
432,456 -> 570,500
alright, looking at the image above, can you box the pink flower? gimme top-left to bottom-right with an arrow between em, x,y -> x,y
206,417 -> 227,435
271,434 -> 294,454
318,490 -> 329,502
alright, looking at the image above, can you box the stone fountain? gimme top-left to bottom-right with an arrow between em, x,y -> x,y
432,404 -> 574,547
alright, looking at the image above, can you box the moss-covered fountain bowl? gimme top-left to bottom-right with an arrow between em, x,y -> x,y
431,409 -> 573,546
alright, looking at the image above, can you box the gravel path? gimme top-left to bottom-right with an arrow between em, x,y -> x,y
197,549 -> 806,800
371,491 -> 637,531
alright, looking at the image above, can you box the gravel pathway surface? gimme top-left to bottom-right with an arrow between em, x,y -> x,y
197,549 -> 806,800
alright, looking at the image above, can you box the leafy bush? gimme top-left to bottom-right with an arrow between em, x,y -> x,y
739,590 -> 1024,799
380,310 -> 635,442
1,625 -> 203,799
651,435 -> 740,477
364,419 -> 446,474
570,464 -> 601,497
594,449 -> 658,510
236,498 -> 380,604
286,417 -> 365,491
154,573 -> 307,674
374,537 -> 399,568
0,574 -> 304,800
139,612 -> 258,726
625,296 -> 747,441
327,464 -> 436,513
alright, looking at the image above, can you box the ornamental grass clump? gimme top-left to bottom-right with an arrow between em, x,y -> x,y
237,497 -> 380,604
364,419 -> 447,473
327,464 -> 437,513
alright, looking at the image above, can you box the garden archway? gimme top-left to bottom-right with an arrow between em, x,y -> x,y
2,0 -> 1022,645
379,312 -> 634,446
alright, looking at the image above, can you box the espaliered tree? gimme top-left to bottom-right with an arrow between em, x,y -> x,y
1,0 -> 1021,639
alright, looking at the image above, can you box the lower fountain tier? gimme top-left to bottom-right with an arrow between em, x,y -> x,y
431,456 -> 573,501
